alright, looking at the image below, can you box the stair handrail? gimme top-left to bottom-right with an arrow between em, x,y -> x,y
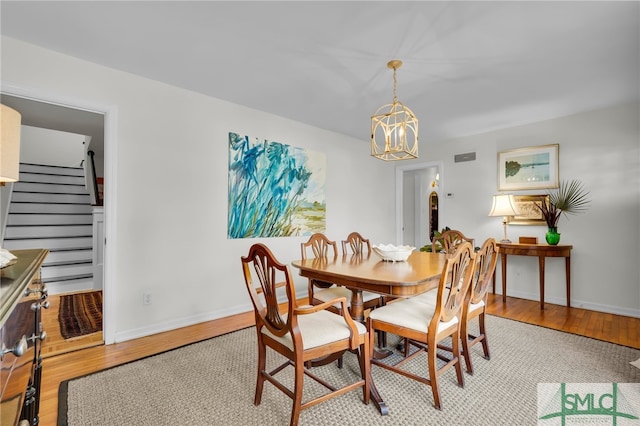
87,150 -> 102,206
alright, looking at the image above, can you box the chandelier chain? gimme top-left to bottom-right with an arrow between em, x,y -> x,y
393,68 -> 399,103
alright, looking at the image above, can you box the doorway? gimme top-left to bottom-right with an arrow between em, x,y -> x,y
395,161 -> 443,249
0,87 -> 115,350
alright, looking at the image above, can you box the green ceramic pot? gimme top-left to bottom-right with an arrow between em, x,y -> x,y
545,227 -> 561,245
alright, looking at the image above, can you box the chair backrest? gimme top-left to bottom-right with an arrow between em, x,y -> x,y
430,241 -> 476,326
432,229 -> 474,254
241,243 -> 294,338
301,233 -> 338,260
341,232 -> 371,255
468,238 -> 499,305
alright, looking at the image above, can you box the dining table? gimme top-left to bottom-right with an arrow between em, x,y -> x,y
291,250 -> 447,415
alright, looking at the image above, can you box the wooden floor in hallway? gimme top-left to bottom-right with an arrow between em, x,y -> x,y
41,292 -> 104,358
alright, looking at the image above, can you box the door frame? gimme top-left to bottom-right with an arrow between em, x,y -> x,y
395,160 -> 443,246
1,82 -> 118,344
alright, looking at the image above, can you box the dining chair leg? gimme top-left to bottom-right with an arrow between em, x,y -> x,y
460,320 -> 474,374
290,358 -> 304,426
427,346 -> 442,410
451,330 -> 465,387
254,338 -> 267,405
479,313 -> 491,360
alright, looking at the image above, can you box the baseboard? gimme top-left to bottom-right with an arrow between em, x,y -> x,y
113,303 -> 254,343
505,289 -> 640,318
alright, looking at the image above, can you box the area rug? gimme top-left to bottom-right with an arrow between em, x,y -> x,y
58,291 -> 103,339
58,316 -> 640,426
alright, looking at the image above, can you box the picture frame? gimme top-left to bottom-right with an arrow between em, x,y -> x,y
498,144 -> 559,191
509,194 -> 549,226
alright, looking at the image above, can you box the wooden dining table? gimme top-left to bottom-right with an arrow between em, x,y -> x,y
291,250 -> 446,415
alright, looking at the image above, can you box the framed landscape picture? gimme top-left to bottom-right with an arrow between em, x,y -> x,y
509,194 -> 548,226
498,144 -> 559,191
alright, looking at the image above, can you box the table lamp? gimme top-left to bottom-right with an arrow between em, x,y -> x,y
488,194 -> 518,243
1,104 -> 22,267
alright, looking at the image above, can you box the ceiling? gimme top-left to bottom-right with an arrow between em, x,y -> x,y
1,1 -> 638,149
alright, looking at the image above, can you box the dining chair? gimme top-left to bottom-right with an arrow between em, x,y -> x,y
411,238 -> 498,375
241,243 -> 370,426
459,237 -> 498,374
367,242 -> 476,410
303,233 -> 381,315
341,231 -> 372,256
432,229 -> 474,254
341,231 -> 388,345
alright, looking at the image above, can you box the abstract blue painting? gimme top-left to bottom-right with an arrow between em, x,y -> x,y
228,132 -> 326,238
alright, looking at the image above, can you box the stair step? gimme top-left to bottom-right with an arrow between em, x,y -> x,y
46,248 -> 93,263
2,236 -> 93,250
42,275 -> 94,295
15,181 -> 89,194
19,163 -> 85,177
9,202 -> 93,214
42,273 -> 94,283
41,262 -> 93,279
6,213 -> 93,226
4,225 -> 92,239
18,171 -> 85,186
10,192 -> 90,204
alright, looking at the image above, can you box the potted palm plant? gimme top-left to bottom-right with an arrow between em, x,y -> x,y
537,179 -> 591,245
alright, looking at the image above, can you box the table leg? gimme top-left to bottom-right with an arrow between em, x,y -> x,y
565,256 -> 571,307
349,289 -> 392,359
538,256 -> 545,310
348,288 -> 389,415
501,252 -> 507,303
349,289 -> 364,322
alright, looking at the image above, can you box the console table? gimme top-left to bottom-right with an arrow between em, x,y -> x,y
1,249 -> 49,426
493,242 -> 572,309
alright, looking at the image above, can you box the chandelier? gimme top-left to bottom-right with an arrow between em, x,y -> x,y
371,60 -> 419,161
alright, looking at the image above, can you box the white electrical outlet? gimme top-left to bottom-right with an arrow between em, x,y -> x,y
143,292 -> 152,305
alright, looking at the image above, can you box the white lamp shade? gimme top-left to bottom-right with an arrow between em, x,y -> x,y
488,194 -> 518,217
1,105 -> 21,182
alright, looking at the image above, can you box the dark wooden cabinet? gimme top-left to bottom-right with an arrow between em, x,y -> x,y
1,249 -> 49,426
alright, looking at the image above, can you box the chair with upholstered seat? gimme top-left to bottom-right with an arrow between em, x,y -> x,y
411,238 -> 498,374
241,243 -> 370,426
432,229 -> 474,254
459,238 -> 498,374
367,242 -> 476,410
341,231 -> 372,256
303,233 -> 382,314
340,232 -> 386,311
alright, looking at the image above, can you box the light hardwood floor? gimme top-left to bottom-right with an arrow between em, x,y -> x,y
38,293 -> 640,426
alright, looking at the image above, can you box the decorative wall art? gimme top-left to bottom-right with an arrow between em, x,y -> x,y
498,144 -> 559,191
228,132 -> 326,239
509,194 -> 549,226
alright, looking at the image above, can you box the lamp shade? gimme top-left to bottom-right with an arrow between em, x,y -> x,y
488,194 -> 518,217
1,105 -> 21,182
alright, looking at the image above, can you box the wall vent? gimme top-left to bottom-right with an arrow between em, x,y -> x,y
454,152 -> 476,163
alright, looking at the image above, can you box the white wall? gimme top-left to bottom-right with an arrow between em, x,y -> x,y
412,102 -> 640,317
20,125 -> 87,167
1,36 -> 397,342
2,36 -> 638,346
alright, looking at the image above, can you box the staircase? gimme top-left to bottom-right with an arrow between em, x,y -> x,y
3,163 -> 95,294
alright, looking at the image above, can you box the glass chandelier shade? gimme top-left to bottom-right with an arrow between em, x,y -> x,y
371,60 -> 419,161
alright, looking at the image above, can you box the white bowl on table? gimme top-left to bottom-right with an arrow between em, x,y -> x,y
372,244 -> 416,262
